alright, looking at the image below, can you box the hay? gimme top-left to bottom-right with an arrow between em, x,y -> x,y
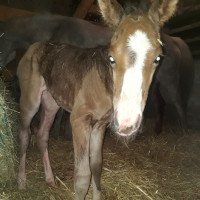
101,131 -> 200,200
0,79 -> 18,187
1,123 -> 200,199
0,85 -> 199,199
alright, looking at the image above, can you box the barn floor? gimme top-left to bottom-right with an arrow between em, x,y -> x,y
0,121 -> 200,200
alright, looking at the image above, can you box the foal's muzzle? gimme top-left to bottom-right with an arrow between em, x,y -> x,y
112,112 -> 142,137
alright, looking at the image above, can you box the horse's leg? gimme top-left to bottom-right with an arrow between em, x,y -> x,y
71,115 -> 92,200
51,108 -> 63,137
61,111 -> 72,141
165,86 -> 187,129
18,94 -> 41,189
90,125 -> 106,200
152,82 -> 166,134
173,94 -> 187,129
36,90 -> 59,186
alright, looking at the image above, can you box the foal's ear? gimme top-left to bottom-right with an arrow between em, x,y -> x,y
149,0 -> 179,26
97,0 -> 124,28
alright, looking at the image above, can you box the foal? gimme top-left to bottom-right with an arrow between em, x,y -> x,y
17,0 -> 178,199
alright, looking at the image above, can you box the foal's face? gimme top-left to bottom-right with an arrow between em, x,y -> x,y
110,16 -> 162,137
98,0 -> 178,137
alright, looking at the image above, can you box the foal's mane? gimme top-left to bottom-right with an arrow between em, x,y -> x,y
120,0 -> 150,14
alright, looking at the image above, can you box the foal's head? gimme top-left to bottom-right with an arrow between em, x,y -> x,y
98,0 -> 178,137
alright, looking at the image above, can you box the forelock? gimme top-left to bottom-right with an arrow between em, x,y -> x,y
127,30 -> 152,68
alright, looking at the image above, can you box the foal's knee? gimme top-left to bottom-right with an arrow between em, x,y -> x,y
19,129 -> 31,152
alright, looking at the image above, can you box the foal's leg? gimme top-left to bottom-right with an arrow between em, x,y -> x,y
37,91 -> 59,186
18,94 -> 41,189
90,126 -> 106,200
71,115 -> 92,200
51,108 -> 64,137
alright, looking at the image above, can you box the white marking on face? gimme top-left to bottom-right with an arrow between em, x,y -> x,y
116,30 -> 152,130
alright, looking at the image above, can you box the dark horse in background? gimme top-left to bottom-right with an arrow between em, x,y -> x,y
146,32 -> 194,133
0,11 -> 194,135
0,14 -> 111,67
0,14 -> 112,138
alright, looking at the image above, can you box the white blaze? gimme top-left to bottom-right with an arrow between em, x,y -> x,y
117,30 -> 152,129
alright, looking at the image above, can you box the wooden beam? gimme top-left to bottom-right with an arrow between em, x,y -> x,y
167,8 -> 200,29
0,5 -> 33,21
73,0 -> 94,19
172,26 -> 200,40
185,36 -> 200,43
170,21 -> 200,34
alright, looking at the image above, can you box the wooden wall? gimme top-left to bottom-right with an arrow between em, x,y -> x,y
0,0 -> 79,18
0,5 -> 33,21
165,1 -> 200,57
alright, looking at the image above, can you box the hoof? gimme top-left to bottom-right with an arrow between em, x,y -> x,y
46,178 -> 57,188
18,178 -> 26,190
47,182 -> 57,189
93,190 -> 101,200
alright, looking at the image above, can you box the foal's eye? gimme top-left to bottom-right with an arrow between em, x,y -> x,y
109,56 -> 115,65
153,54 -> 163,65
